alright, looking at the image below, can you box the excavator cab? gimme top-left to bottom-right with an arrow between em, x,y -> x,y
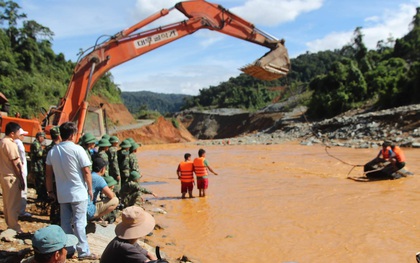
240,41 -> 290,81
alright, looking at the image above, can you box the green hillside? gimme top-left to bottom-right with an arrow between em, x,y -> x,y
0,0 -> 121,118
121,91 -> 191,115
183,8 -> 420,118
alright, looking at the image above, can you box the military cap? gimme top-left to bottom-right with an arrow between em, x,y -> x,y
104,176 -> 118,187
83,133 -> 97,144
109,136 -> 119,143
129,171 -> 141,181
130,142 -> 140,151
36,132 -> 45,138
127,138 -> 135,144
102,134 -> 111,141
50,126 -> 60,137
97,138 -> 112,147
119,139 -> 132,149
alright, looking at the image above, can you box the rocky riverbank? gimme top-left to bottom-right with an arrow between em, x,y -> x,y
183,104 -> 420,149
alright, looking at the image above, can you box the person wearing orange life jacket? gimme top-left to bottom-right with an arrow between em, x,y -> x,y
364,140 -> 394,173
193,148 -> 218,197
390,143 -> 406,170
177,153 -> 195,199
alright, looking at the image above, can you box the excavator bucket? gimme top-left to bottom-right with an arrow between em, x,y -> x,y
240,43 -> 290,81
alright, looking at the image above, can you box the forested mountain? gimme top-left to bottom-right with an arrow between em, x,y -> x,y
0,0 -> 121,118
183,7 -> 420,119
121,91 -> 190,115
1,0 -> 419,121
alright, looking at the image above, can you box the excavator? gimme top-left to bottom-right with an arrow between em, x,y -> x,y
0,0 -> 290,150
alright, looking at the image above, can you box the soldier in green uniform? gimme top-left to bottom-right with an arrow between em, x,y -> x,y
43,126 -> 61,224
107,136 -> 121,194
117,139 -> 131,188
31,132 -> 46,202
81,133 -> 96,170
119,171 -> 157,208
129,142 -> 141,179
93,138 -> 111,177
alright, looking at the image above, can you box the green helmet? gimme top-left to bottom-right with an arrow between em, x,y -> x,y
97,138 -> 112,147
129,171 -> 141,181
83,133 -> 97,144
119,139 -> 131,149
130,142 -> 140,151
102,134 -> 111,141
109,136 -> 119,143
104,176 -> 118,187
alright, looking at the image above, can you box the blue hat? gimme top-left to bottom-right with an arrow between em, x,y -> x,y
32,225 -> 78,254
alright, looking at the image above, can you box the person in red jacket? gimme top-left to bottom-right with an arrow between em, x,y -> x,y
193,149 -> 218,197
177,153 -> 195,199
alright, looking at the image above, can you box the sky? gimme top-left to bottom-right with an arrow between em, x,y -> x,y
17,0 -> 420,95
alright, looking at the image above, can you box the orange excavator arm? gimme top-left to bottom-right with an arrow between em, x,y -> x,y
50,0 -> 290,140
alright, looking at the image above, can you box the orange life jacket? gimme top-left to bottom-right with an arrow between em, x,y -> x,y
179,161 -> 194,183
382,146 -> 392,159
193,157 -> 208,177
392,146 -> 406,163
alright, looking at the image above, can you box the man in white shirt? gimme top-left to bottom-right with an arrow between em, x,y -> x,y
46,122 -> 95,260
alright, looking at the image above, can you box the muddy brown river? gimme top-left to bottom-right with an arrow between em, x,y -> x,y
137,142 -> 419,263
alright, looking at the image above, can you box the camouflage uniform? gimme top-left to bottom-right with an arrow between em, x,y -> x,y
108,136 -> 121,193
118,139 -> 131,187
81,133 -> 97,170
43,127 -> 61,224
119,171 -> 153,208
129,142 -> 141,177
93,138 -> 111,177
31,132 -> 46,201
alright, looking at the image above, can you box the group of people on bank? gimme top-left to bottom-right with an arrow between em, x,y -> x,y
1,121 -> 160,262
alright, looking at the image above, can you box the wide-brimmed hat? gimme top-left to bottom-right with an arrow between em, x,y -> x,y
104,175 -> 118,187
97,138 -> 112,147
119,139 -> 132,149
109,136 -> 119,143
115,206 -> 155,240
32,225 -> 78,254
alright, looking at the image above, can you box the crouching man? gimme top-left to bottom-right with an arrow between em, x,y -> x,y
87,157 -> 119,224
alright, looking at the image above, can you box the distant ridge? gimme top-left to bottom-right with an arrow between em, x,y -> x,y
121,91 -> 191,114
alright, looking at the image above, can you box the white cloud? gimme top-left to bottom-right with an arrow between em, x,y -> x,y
230,0 -> 324,26
306,2 -> 419,52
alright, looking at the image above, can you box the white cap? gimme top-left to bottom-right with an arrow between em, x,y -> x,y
19,128 -> 29,135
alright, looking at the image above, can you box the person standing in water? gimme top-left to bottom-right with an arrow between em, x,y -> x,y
177,153 -> 195,199
193,148 -> 218,197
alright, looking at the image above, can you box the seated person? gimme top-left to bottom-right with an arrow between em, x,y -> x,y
120,171 -> 157,208
100,206 -> 157,263
22,225 -> 78,263
364,140 -> 394,172
87,158 -> 119,223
